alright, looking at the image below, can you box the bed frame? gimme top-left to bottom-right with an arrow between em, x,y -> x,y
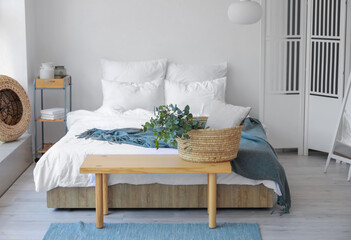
47,183 -> 274,208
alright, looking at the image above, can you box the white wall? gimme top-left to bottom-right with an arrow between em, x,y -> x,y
0,0 -> 38,156
30,0 -> 262,116
25,0 -> 39,154
0,0 -> 33,186
0,0 -> 28,89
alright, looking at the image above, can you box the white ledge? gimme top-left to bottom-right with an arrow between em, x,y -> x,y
0,133 -> 32,197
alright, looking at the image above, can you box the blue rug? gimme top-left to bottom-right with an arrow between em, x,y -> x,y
43,222 -> 262,240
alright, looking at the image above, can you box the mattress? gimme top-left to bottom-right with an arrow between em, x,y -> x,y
33,108 -> 281,196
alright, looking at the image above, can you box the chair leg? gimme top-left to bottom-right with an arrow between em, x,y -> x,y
348,165 -> 351,181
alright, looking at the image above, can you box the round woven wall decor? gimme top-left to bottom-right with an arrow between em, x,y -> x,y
0,75 -> 31,142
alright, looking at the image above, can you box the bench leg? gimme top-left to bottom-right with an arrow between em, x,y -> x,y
207,174 -> 209,214
208,173 -> 217,229
103,174 -> 109,215
95,173 -> 104,228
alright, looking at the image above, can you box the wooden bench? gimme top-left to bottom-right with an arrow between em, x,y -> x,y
80,154 -> 232,229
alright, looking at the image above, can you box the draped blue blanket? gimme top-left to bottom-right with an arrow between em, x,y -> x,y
77,117 -> 290,213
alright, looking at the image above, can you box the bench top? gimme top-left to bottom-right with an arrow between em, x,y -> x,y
80,154 -> 232,174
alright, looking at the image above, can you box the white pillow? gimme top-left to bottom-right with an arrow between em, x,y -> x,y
101,79 -> 164,111
166,62 -> 227,82
101,58 -> 167,82
205,100 -> 251,129
165,78 -> 226,116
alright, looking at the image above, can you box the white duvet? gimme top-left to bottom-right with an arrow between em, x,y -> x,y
33,108 -> 281,196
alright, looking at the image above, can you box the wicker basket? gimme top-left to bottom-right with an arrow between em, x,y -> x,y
0,75 -> 31,142
177,122 -> 244,163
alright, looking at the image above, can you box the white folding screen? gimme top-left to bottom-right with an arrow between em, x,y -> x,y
263,0 -> 306,153
309,0 -> 342,98
263,0 -> 347,154
268,0 -> 303,94
286,0 -> 302,94
305,0 -> 346,153
310,41 -> 340,98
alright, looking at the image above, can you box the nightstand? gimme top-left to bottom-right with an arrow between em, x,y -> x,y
34,75 -> 72,160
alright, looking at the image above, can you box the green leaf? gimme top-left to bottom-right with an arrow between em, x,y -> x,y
143,104 -> 202,150
184,105 -> 190,114
183,133 -> 190,139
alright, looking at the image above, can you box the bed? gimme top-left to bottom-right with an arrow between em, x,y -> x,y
33,59 -> 287,210
34,108 -> 279,209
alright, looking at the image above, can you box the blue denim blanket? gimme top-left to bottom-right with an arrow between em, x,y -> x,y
77,117 -> 290,213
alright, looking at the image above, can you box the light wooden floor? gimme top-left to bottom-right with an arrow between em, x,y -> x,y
0,152 -> 351,240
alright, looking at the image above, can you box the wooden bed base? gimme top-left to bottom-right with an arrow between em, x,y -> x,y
47,183 -> 274,209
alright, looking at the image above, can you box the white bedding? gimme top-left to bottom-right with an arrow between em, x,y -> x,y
33,108 -> 281,196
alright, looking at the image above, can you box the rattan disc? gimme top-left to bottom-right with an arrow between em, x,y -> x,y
0,75 -> 31,142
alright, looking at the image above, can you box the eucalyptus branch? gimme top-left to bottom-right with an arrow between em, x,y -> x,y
143,104 -> 206,149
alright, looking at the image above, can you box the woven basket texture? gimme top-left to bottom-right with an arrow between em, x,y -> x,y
0,75 -> 31,142
177,117 -> 244,163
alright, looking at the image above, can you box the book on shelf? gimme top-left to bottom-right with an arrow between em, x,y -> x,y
40,108 -> 67,120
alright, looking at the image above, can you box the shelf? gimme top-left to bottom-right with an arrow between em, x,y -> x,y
35,75 -> 71,89
37,143 -> 55,154
34,75 -> 71,159
36,117 -> 64,122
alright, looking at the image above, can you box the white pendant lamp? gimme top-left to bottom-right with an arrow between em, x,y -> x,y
228,0 -> 263,25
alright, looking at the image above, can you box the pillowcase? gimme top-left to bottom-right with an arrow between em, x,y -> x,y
205,100 -> 251,129
165,78 -> 226,116
101,79 -> 164,111
166,62 -> 227,82
101,58 -> 167,82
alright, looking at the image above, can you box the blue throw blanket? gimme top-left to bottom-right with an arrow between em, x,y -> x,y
77,117 -> 290,213
231,118 -> 290,214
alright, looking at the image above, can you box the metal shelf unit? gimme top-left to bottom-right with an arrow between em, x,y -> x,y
34,75 -> 72,160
